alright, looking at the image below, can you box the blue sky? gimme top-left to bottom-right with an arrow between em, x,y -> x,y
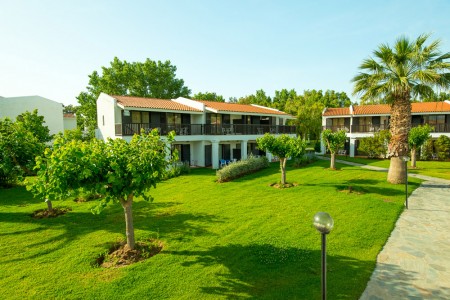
1,0 -> 449,105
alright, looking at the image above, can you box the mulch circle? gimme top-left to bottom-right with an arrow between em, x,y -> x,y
94,239 -> 164,268
32,207 -> 72,219
269,182 -> 299,189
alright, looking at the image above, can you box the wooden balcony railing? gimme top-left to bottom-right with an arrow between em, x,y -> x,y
115,123 -> 297,136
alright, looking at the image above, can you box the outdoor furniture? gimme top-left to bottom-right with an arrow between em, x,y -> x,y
219,159 -> 227,168
337,149 -> 347,156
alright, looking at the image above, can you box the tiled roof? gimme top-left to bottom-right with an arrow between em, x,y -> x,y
63,113 -> 76,118
322,107 -> 350,116
323,101 -> 450,116
353,104 -> 390,115
195,100 -> 291,116
113,95 -> 202,112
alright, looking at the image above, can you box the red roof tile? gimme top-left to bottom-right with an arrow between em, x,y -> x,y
323,101 -> 450,116
63,113 -> 76,118
322,107 -> 350,116
195,100 -> 291,116
113,95 -> 202,112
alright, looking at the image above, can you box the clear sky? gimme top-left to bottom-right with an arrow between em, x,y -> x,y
1,0 -> 449,106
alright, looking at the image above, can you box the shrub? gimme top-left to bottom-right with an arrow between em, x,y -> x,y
164,161 -> 191,180
358,130 -> 390,158
435,135 -> 450,160
293,150 -> 317,167
314,140 -> 321,152
216,156 -> 269,183
420,139 -> 434,160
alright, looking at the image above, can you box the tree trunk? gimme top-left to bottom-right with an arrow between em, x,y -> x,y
121,194 -> 135,250
387,93 -> 411,183
411,148 -> 417,168
280,158 -> 286,185
330,153 -> 336,169
46,199 -> 53,211
387,156 -> 406,184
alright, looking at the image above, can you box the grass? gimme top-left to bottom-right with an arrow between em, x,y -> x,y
0,161 -> 421,299
332,155 -> 450,180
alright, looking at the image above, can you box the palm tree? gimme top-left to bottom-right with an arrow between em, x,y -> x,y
352,34 -> 450,183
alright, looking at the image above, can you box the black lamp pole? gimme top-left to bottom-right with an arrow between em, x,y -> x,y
313,212 -> 334,300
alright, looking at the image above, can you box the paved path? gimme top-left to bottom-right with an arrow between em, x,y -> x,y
318,156 -> 450,299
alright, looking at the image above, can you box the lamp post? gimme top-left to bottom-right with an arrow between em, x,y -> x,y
402,156 -> 410,209
313,212 -> 334,300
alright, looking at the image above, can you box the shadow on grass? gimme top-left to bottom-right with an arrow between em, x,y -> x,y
168,243 -> 450,299
0,201 -> 222,264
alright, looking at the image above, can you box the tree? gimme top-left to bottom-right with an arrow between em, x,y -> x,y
352,34 -> 450,183
16,109 -> 52,143
77,57 -> 191,136
322,129 -> 347,169
256,134 -> 306,185
408,124 -> 433,167
28,130 -> 175,250
0,111 -> 51,186
238,89 -> 271,106
193,91 -> 225,102
358,130 -> 391,158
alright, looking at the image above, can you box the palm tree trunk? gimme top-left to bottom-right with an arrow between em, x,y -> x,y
411,148 -> 417,168
330,153 -> 336,169
387,94 -> 411,184
121,194 -> 135,250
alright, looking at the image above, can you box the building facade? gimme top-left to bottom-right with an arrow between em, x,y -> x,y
97,93 -> 296,169
321,101 -> 450,157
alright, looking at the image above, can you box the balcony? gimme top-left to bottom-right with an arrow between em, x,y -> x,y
412,123 -> 450,133
351,124 -> 389,133
323,123 -> 450,133
115,123 -> 297,136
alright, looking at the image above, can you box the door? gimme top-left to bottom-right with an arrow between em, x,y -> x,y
204,145 -> 212,167
181,144 -> 190,164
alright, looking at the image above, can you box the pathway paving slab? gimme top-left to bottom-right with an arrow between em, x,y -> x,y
316,156 -> 450,298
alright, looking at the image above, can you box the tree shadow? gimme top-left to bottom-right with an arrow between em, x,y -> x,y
167,244 -> 373,299
0,201 -> 222,264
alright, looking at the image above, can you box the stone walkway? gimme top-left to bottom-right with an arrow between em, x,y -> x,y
317,157 -> 450,299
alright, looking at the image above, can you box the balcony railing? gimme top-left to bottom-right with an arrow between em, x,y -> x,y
323,123 -> 450,133
115,123 -> 297,136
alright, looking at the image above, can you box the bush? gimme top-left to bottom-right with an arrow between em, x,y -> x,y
420,139 -> 434,160
164,161 -> 191,180
314,140 -> 321,152
435,135 -> 450,160
358,130 -> 390,158
293,153 -> 317,167
216,156 -> 269,183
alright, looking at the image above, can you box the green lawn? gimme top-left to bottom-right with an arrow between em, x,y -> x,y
0,161 -> 421,299
333,155 -> 450,180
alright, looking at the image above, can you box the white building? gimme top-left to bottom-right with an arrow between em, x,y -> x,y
97,93 -> 296,169
0,95 -> 77,135
321,101 -> 450,157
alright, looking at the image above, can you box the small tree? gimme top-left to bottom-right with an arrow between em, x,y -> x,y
322,129 -> 347,169
256,134 -> 306,185
435,135 -> 450,161
408,124 -> 432,168
28,130 -> 174,250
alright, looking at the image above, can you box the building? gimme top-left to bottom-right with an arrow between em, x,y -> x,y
322,101 -> 450,157
0,95 -> 77,135
97,93 -> 296,169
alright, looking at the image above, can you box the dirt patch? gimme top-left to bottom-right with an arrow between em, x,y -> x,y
73,193 -> 103,203
32,207 -> 72,219
338,186 -> 364,195
269,182 -> 299,189
94,239 -> 163,268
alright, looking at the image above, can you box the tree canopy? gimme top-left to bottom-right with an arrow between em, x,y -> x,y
193,91 -> 225,102
77,57 -> 191,135
0,110 -> 51,186
257,134 -> 306,185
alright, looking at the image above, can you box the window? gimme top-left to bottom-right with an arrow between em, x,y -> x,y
332,118 -> 345,126
131,111 -> 141,123
102,115 -> 105,126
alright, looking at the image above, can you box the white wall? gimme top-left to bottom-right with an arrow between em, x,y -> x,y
97,93 -> 118,140
63,116 -> 77,130
0,95 -> 64,135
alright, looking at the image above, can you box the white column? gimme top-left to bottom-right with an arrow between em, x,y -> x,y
211,140 -> 219,169
241,140 -> 248,160
350,138 -> 356,157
